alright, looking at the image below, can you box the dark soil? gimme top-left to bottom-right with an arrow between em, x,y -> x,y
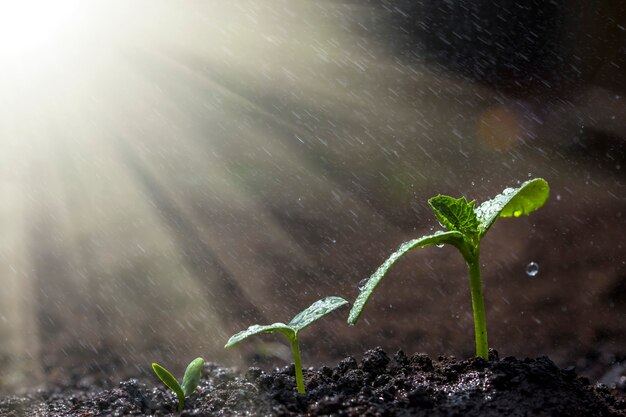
2,348 -> 624,417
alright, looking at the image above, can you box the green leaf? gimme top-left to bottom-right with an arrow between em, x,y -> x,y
428,195 -> 480,235
288,296 -> 349,332
224,323 -> 295,348
348,231 -> 464,325
152,362 -> 184,400
181,357 -> 204,397
475,178 -> 550,236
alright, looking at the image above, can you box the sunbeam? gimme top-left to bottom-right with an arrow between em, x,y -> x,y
0,0 -> 82,62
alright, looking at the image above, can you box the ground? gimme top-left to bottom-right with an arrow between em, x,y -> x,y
1,348 -> 624,416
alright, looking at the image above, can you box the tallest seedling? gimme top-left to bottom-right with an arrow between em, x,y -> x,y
348,178 -> 550,359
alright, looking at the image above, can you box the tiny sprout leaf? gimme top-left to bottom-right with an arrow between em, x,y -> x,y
348,230 -> 464,325
181,357 -> 204,397
288,296 -> 349,331
152,362 -> 186,412
428,195 -> 479,235
152,363 -> 184,399
475,178 -> 549,236
224,323 -> 295,348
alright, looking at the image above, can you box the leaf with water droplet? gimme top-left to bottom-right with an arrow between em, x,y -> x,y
288,296 -> 349,331
348,230 -> 464,325
224,323 -> 295,347
428,195 -> 479,236
475,178 -> 549,237
224,296 -> 348,345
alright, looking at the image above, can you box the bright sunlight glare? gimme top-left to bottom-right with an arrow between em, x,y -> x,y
0,0 -> 82,62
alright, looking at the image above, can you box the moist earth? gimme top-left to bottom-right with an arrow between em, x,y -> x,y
1,348 -> 624,417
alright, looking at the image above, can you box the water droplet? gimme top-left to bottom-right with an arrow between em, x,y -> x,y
436,244 -> 444,248
513,209 -> 523,217
357,278 -> 368,290
526,262 -> 539,277
556,194 -> 561,201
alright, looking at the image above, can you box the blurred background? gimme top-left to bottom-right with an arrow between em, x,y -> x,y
0,0 -> 625,393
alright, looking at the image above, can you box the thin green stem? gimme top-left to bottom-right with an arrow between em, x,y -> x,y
176,393 -> 185,414
467,252 -> 488,359
290,335 -> 305,394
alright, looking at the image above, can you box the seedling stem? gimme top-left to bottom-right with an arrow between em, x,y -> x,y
290,336 -> 305,394
467,253 -> 488,359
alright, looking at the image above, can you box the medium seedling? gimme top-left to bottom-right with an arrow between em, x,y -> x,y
348,178 -> 550,359
152,357 -> 205,413
225,296 -> 348,394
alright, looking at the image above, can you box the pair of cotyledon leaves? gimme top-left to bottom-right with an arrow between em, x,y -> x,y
152,357 -> 205,413
225,178 -> 549,342
225,296 -> 349,347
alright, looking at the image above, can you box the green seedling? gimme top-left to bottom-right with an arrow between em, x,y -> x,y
225,296 -> 348,394
348,178 -> 550,360
152,357 -> 205,413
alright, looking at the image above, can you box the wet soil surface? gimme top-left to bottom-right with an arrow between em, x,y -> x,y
2,348 -> 624,417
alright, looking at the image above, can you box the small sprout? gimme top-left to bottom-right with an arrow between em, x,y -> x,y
225,296 -> 348,394
152,357 -> 204,413
348,178 -> 550,360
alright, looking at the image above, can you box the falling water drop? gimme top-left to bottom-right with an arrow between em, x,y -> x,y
526,262 -> 539,277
